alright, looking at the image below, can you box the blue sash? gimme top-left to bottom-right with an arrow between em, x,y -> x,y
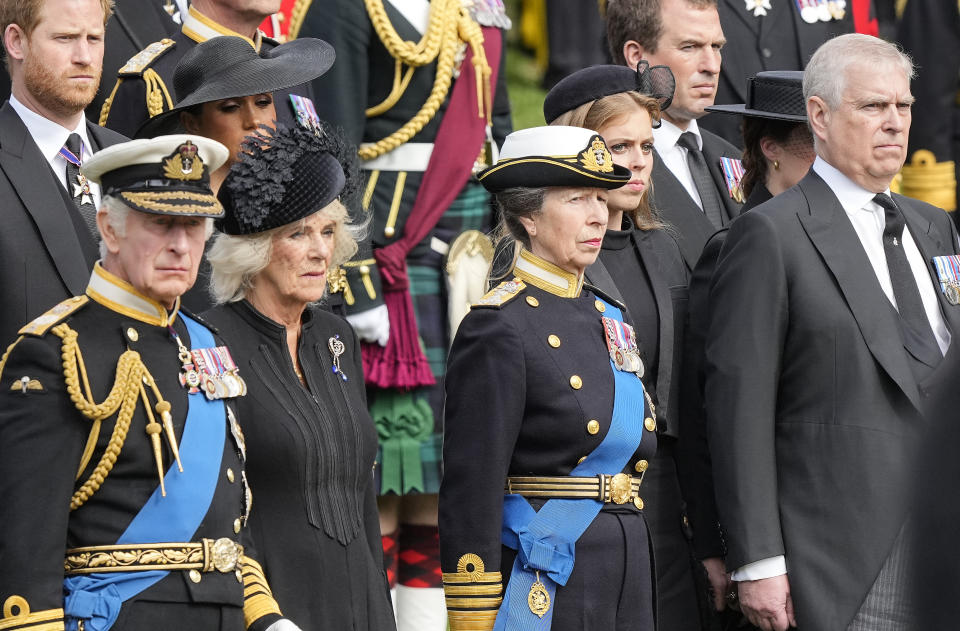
493,299 -> 647,631
64,314 -> 227,631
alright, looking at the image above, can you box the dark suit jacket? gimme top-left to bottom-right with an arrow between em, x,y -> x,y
649,129 -> 743,271
700,0 -> 854,147
0,103 -> 127,346
704,169 -> 960,629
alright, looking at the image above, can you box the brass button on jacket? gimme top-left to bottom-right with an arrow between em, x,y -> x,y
586,420 -> 600,435
547,334 -> 561,348
569,375 -> 583,389
644,417 -> 656,432
594,300 -> 605,312
526,296 -> 540,307
634,459 -> 648,473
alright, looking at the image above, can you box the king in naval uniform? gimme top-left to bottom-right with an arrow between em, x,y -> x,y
0,135 -> 301,631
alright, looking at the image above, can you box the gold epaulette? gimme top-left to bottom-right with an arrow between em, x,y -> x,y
899,150 -> 957,212
118,38 -> 176,76
472,279 -> 525,309
240,555 -> 283,628
442,554 -> 502,631
0,596 -> 64,631
18,296 -> 88,337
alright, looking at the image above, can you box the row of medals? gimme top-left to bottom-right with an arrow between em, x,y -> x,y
796,0 -> 846,22
179,347 -> 247,400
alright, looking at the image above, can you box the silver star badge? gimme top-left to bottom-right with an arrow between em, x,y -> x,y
745,0 -> 772,16
73,174 -> 92,206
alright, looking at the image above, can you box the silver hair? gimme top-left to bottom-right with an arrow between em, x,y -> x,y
207,199 -> 360,305
98,195 -> 214,259
803,34 -> 915,110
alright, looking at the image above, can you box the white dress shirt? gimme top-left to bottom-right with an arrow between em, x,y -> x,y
652,117 -> 706,212
9,95 -> 102,209
732,157 -> 951,583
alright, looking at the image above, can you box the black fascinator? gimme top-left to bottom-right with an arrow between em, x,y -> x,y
543,61 -> 676,127
217,122 -> 360,235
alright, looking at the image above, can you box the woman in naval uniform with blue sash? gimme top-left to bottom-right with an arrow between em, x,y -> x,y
439,126 -> 658,631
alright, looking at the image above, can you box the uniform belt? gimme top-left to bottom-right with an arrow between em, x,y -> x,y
64,538 -> 243,575
505,473 -> 644,505
361,142 -> 434,172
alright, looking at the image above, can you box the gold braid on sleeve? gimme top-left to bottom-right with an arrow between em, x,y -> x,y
442,553 -> 502,631
359,0 -> 492,161
51,324 -> 178,510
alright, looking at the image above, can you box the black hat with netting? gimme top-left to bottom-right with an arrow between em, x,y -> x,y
216,123 -> 359,235
706,71 -> 807,122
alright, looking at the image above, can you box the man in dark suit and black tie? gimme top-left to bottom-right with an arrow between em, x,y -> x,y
606,0 -> 743,271
0,0 -> 126,345
705,33 -> 960,631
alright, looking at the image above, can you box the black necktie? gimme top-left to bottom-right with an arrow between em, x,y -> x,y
64,133 -> 98,239
677,131 -> 725,228
874,193 -> 942,368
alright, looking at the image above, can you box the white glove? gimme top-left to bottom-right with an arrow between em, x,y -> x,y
265,619 -> 303,631
345,304 -> 390,347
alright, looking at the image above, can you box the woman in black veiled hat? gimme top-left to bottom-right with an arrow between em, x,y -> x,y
201,123 -> 396,631
135,35 -> 335,194
544,63 -> 730,631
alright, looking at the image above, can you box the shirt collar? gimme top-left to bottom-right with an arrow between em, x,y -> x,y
85,262 -> 181,327
812,157 -> 890,214
181,5 -> 263,51
8,94 -> 92,164
513,248 -> 584,298
653,117 -> 702,152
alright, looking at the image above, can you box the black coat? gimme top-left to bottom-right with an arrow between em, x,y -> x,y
202,300 -> 396,631
440,268 -> 658,631
700,0 -> 854,147
0,281 -> 281,630
588,225 -> 721,629
704,170 -> 960,629
648,130 -> 743,271
0,103 -> 126,347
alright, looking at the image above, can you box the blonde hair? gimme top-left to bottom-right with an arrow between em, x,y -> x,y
207,199 -> 359,304
551,92 -> 664,230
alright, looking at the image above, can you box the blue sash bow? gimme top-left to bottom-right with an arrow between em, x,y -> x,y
64,314 -> 227,631
493,298 -> 647,630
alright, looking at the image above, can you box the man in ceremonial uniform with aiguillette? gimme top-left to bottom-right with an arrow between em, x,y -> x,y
0,135 -> 301,631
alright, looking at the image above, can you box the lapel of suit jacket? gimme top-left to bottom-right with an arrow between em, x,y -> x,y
899,197 -> 960,336
0,104 -> 93,296
797,171 -> 923,410
718,0 -> 758,103
633,229 -> 676,429
701,131 -> 744,221
584,256 -> 625,305
757,0 -> 795,59
650,148 -> 715,271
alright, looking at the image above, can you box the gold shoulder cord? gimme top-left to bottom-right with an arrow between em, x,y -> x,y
360,0 -> 492,161
52,324 -> 180,510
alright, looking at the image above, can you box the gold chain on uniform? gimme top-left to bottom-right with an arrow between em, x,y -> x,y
52,323 -> 179,510
360,0 -> 492,161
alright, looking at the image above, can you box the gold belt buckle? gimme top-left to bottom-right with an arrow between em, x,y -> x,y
204,538 -> 241,573
607,473 -> 634,505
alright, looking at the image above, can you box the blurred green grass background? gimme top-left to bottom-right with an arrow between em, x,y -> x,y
504,0 -> 548,131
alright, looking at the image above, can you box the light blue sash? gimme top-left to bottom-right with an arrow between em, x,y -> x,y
64,314 -> 227,631
493,298 -> 647,631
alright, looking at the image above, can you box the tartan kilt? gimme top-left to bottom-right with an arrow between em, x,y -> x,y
373,180 -> 494,496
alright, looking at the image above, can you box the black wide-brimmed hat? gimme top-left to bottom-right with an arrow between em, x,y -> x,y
82,135 -> 229,217
706,71 -> 806,121
543,61 -> 676,126
217,123 -> 356,235
478,126 -> 631,193
134,36 -> 335,138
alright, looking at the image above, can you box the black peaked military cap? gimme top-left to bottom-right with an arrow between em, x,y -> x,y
706,71 -> 807,122
543,61 -> 676,126
217,124 -> 347,235
82,135 -> 229,217
134,36 -> 335,138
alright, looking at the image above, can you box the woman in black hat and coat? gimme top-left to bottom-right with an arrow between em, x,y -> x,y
201,123 -> 396,631
439,126 -> 658,631
135,35 -> 335,194
544,64 -> 731,630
